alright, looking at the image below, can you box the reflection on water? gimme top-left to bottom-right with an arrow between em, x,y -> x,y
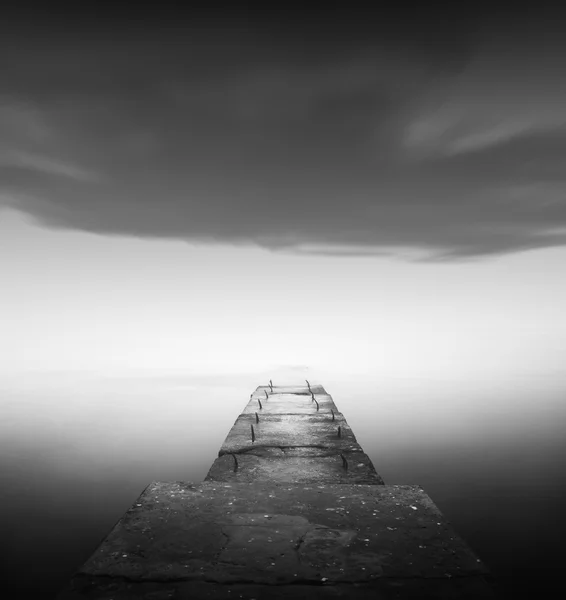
1,367 -> 565,598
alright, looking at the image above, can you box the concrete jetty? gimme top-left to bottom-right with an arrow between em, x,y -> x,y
57,383 -> 497,599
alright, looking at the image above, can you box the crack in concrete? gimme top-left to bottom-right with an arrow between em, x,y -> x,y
61,383 -> 492,598
293,533 -> 306,564
214,528 -> 230,562
74,572 -> 485,587
220,444 -> 345,456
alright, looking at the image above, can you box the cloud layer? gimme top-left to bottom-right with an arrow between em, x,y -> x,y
1,8 -> 566,260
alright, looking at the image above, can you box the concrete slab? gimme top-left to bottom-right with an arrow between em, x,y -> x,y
57,383 -> 497,598
219,414 -> 363,455
59,576 -> 498,599
245,396 -> 336,415
206,448 -> 384,484
58,482 -> 496,599
244,405 -> 343,417
252,385 -> 326,397
243,397 -> 338,416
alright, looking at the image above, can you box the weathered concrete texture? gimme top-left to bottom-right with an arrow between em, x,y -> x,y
206,448 -> 384,485
244,389 -> 334,416
219,414 -> 362,455
57,383 -> 497,598
58,481 -> 496,599
58,578 -> 498,599
252,384 -> 326,397
214,385 -> 380,486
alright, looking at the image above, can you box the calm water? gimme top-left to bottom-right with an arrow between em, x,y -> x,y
2,367 -> 565,598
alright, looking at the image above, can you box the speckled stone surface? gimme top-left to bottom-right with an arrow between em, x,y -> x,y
57,384 -> 497,599
58,482 -> 496,598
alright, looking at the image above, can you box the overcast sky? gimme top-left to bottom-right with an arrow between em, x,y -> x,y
1,4 -> 566,380
2,4 -> 566,258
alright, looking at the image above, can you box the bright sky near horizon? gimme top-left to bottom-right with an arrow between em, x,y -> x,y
1,4 -> 566,384
2,206 -> 566,383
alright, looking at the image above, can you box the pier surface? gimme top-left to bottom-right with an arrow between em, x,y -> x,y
57,384 -> 497,599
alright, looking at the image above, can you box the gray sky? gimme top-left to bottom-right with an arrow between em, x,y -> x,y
2,4 -> 566,260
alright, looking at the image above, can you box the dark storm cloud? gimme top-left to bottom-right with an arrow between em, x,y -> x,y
1,5 -> 566,260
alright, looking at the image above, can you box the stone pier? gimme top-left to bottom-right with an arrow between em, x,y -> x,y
57,383 -> 498,598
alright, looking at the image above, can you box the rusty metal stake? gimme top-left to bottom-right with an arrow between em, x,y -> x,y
255,412 -> 259,424
306,379 -> 311,390
231,453 -> 238,472
258,399 -> 263,409
331,409 -> 335,421
269,379 -> 273,391
251,424 -> 255,442
311,392 -> 315,402
265,390 -> 269,399
340,453 -> 348,470
337,426 -> 342,438
314,399 -> 319,411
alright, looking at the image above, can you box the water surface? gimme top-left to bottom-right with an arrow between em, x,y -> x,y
2,367 -> 565,598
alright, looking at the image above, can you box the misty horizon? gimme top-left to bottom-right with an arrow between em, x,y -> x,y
1,3 -> 566,599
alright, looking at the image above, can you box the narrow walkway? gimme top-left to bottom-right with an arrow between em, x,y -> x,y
206,384 -> 384,485
57,383 -> 497,599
